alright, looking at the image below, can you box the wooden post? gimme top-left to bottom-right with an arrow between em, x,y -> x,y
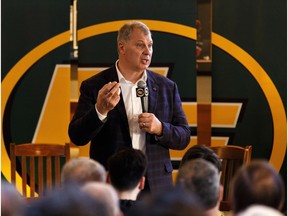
196,0 -> 212,145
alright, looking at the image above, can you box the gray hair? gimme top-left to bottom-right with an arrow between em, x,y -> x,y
1,182 -> 25,216
61,157 -> 106,185
176,158 -> 220,210
82,182 -> 120,216
117,21 -> 151,43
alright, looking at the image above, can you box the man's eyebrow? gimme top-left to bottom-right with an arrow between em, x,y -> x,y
136,40 -> 153,44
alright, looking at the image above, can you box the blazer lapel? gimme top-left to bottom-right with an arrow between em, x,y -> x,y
147,71 -> 159,114
105,66 -> 130,132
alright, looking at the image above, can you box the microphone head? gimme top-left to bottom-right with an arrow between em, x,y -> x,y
137,80 -> 147,88
136,80 -> 149,97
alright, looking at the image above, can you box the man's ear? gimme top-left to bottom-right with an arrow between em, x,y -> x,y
138,176 -> 145,190
106,171 -> 111,184
118,42 -> 125,54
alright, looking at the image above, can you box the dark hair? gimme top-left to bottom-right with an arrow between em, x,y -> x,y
128,187 -> 204,216
180,144 -> 222,172
108,148 -> 147,191
232,160 -> 285,213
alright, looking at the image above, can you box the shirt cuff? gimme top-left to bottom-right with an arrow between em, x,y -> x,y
95,104 -> 107,122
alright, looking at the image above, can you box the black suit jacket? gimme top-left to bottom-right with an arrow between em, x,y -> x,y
69,65 -> 190,192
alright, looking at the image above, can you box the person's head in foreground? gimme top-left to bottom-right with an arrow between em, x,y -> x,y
231,159 -> 285,214
176,158 -> 223,215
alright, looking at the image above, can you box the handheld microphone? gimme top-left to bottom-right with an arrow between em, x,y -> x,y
136,80 -> 149,113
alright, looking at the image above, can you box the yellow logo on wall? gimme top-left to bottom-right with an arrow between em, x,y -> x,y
2,20 -> 286,190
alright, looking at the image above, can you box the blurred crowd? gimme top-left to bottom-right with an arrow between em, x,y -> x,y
1,145 -> 286,216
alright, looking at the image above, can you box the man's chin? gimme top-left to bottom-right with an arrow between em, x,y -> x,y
142,64 -> 150,70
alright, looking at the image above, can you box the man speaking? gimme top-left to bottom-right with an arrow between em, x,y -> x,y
69,20 -> 190,193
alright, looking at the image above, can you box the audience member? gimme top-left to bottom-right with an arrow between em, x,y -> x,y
61,157 -> 106,185
107,148 -> 147,215
176,158 -> 223,216
231,160 -> 285,215
237,205 -> 285,216
24,185 -> 110,216
127,187 -> 205,216
1,181 -> 25,216
81,182 -> 123,216
180,144 -> 222,172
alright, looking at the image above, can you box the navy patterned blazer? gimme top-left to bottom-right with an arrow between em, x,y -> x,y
69,65 -> 190,192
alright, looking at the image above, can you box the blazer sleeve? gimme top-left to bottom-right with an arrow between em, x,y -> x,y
68,80 -> 104,146
152,81 -> 190,150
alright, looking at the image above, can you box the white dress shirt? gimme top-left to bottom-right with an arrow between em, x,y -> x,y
96,61 -> 147,152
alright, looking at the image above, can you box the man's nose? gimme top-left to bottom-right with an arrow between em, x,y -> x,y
143,45 -> 152,54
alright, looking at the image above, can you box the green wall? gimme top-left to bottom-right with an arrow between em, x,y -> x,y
2,0 -> 287,210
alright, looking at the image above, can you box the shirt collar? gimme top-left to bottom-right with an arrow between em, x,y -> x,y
115,60 -> 147,84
